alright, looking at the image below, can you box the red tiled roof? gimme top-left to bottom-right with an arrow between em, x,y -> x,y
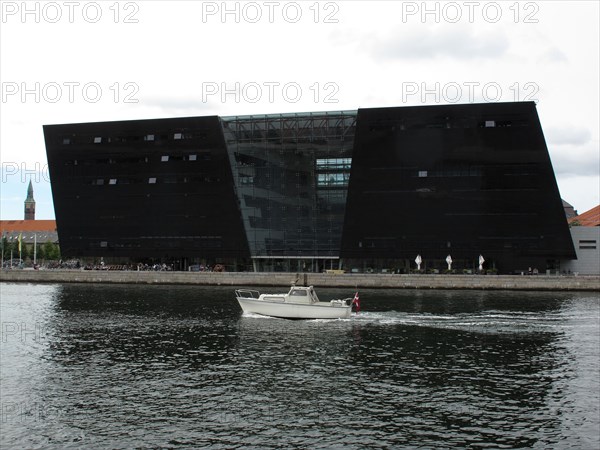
0,220 -> 57,233
568,205 -> 600,227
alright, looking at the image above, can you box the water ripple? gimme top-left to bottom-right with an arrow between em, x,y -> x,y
1,283 -> 598,449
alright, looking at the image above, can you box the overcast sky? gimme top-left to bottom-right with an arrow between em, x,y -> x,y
1,0 -> 598,219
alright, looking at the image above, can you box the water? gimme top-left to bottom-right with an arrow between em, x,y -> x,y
1,283 -> 598,449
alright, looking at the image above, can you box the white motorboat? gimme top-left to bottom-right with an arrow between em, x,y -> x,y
235,285 -> 358,320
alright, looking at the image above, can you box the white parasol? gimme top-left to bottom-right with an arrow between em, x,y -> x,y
478,254 -> 485,271
415,254 -> 422,271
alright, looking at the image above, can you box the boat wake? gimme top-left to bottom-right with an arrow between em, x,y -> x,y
349,310 -> 563,334
241,311 -> 278,319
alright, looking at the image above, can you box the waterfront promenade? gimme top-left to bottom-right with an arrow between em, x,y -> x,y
1,269 -> 598,291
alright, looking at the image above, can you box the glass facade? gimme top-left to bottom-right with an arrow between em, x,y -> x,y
221,112 -> 356,269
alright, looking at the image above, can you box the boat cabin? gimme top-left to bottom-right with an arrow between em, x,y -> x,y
287,286 -> 320,304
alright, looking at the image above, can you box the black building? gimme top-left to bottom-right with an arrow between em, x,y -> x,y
44,102 -> 575,273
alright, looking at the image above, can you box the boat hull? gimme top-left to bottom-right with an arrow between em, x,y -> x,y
237,297 -> 352,319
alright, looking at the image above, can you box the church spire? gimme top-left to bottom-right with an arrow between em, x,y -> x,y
24,180 -> 35,220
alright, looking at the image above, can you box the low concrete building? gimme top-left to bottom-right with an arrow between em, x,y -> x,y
563,206 -> 600,275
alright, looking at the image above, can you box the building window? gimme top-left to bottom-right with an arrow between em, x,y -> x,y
93,179 -> 104,185
316,158 -> 352,170
161,156 -> 169,162
94,137 -> 102,143
62,138 -> 71,145
317,172 -> 350,187
109,179 -> 117,185
148,177 -> 157,184
174,133 -> 183,140
100,241 -> 108,247
144,134 -> 155,141
485,120 -> 496,128
579,240 -> 597,249
240,175 -> 254,185
189,154 -> 197,161
418,170 -> 428,177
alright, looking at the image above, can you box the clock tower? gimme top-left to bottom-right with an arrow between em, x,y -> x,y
24,180 -> 35,220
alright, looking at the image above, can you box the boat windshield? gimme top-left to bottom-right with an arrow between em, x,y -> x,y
290,289 -> 308,296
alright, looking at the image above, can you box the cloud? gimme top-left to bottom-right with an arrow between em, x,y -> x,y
544,126 -> 592,146
549,141 -> 599,178
141,96 -> 217,117
544,126 -> 597,179
364,27 -> 510,61
539,47 -> 568,63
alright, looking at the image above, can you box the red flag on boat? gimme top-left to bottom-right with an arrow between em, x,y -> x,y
352,292 -> 360,313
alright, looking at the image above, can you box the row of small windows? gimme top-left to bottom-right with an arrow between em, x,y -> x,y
317,172 -> 350,187
372,167 -> 486,178
96,236 -> 223,249
316,158 -> 352,170
90,176 -> 221,185
417,168 -> 482,178
579,240 -> 597,250
161,155 -> 200,162
64,153 -> 211,166
61,132 -> 209,145
482,120 -> 524,128
418,165 -> 537,177
368,119 -> 528,132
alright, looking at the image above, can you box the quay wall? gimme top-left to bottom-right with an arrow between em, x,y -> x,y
1,270 -> 599,291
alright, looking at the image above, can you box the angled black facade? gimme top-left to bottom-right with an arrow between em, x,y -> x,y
44,102 -> 575,273
44,116 -> 250,270
341,103 -> 575,272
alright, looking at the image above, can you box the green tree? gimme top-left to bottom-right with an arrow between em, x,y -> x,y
20,243 -> 29,261
43,242 -> 61,260
10,240 -> 19,258
43,242 -> 54,260
36,243 -> 45,261
1,236 -> 9,260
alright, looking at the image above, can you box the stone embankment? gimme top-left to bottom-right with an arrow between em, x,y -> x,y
1,270 -> 599,291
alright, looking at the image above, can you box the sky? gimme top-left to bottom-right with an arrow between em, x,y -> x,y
1,0 -> 599,220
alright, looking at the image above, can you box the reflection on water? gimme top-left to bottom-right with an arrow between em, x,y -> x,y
1,283 -> 598,449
